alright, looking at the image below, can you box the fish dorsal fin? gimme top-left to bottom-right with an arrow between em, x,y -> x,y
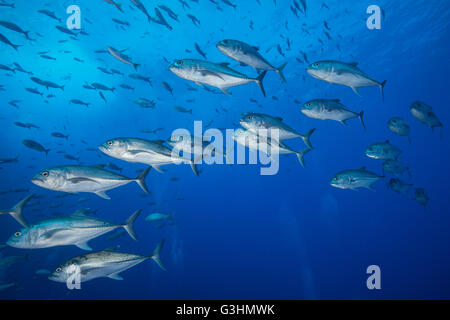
218,62 -> 230,67
359,166 -> 367,170
348,62 -> 359,67
331,99 -> 341,102
252,46 -> 259,51
154,140 -> 166,145
75,242 -> 92,251
72,208 -> 89,217
108,273 -> 123,280
274,116 -> 283,121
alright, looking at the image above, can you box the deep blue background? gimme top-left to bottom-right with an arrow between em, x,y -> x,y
1,0 -> 449,299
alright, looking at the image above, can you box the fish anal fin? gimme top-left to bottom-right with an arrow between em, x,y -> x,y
75,242 -> 92,251
108,273 -> 123,280
95,191 -> 111,200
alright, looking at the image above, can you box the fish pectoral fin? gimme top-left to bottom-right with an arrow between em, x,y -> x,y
340,120 -> 349,126
351,86 -> 361,96
68,177 -> 100,184
151,165 -> 165,173
75,242 -> 92,251
194,82 -> 204,88
219,87 -> 231,95
95,191 -> 111,200
108,273 -> 123,280
217,62 -> 230,67
200,70 -> 224,80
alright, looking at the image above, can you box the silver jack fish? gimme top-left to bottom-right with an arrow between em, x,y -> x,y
49,239 -> 165,283
365,140 -> 402,160
31,166 -> 150,199
232,128 -> 311,167
382,160 -> 411,178
216,39 -> 287,82
331,167 -> 384,191
169,59 -> 267,96
7,209 -> 141,250
301,99 -> 365,129
387,117 -> 411,143
306,60 -> 386,101
240,112 -> 315,148
99,137 -> 199,176
387,178 -> 412,195
410,101 -> 443,139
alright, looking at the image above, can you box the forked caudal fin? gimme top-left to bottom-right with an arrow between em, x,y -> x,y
123,209 -> 142,241
300,128 -> 316,149
359,110 -> 366,130
276,62 -> 288,82
150,239 -> 166,271
296,148 -> 312,168
0,194 -> 34,227
190,160 -> 199,177
135,167 -> 151,193
254,70 -> 267,97
380,80 -> 387,102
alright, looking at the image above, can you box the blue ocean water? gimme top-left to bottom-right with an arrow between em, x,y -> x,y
0,0 -> 449,299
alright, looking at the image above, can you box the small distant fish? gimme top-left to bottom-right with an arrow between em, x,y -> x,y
145,212 -> 174,223
194,42 -> 207,59
38,9 -> 62,23
129,73 -> 152,86
382,160 -> 411,177
104,0 -> 123,12
413,188 -> 429,209
388,178 -> 412,195
99,91 -> 107,103
25,88 -> 44,96
51,132 -> 69,140
70,99 -> 90,107
161,81 -> 173,95
0,21 -> 30,39
174,106 -> 192,114
187,14 -> 200,27
0,32 -> 21,50
91,82 -> 115,92
134,97 -> 155,108
22,140 -> 50,155
55,25 -> 78,36
120,84 -> 134,90
107,46 -> 140,70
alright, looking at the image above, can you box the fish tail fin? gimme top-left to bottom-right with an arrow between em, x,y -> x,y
135,167 -> 151,194
254,70 -> 267,97
359,110 -> 366,129
380,80 -> 387,102
0,194 -> 34,227
300,128 -> 316,149
24,31 -> 30,40
60,85 -> 65,91
190,160 -> 199,176
133,63 -> 140,71
151,239 -> 166,271
12,44 -> 21,51
117,3 -> 123,12
276,62 -> 288,82
296,148 -> 311,168
45,149 -> 50,156
123,209 -> 141,241
189,109 -> 192,114
168,213 -> 174,221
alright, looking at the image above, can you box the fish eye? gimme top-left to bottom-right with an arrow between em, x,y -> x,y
313,63 -> 319,67
55,267 -> 62,273
247,115 -> 253,120
41,171 -> 49,177
107,140 -> 113,146
15,232 -> 21,237
176,60 -> 183,66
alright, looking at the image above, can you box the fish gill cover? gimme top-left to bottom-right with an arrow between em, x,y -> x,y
0,0 -> 449,300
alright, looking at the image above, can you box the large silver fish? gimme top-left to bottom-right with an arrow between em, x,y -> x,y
330,167 -> 384,191
31,165 -> 150,199
240,112 -> 315,148
99,137 -> 199,176
410,101 -> 443,138
306,60 -> 386,100
216,39 -> 287,82
7,209 -> 141,250
387,117 -> 411,143
232,128 -> 311,167
365,140 -> 402,160
169,59 -> 267,96
49,240 -> 165,283
301,99 -> 365,129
